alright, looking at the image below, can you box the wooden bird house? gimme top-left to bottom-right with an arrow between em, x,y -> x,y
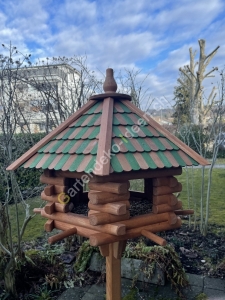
7,68 -> 209,300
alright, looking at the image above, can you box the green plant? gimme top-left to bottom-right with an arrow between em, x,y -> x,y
73,240 -> 97,273
195,293 -> 208,300
29,286 -> 53,300
123,241 -> 189,298
122,288 -> 138,300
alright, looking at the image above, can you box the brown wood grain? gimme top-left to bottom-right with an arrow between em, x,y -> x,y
89,218 -> 182,246
89,181 -> 129,194
94,97 -> 114,176
41,210 -> 126,236
106,243 -> 121,300
141,230 -> 167,246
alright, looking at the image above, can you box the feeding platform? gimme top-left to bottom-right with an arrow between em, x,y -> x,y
7,68 -> 209,300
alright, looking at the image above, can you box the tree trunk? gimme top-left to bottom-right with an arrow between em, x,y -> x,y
4,259 -> 17,297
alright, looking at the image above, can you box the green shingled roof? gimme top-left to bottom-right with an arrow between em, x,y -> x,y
22,99 -> 200,173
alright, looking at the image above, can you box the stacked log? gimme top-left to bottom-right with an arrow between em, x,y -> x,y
88,181 -> 131,226
39,172 -> 74,234
152,176 -> 193,217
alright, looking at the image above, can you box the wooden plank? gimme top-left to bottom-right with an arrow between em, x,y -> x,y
7,100 -> 98,171
89,218 -> 182,246
94,97 -> 114,176
89,181 -> 129,194
106,243 -> 121,300
141,230 -> 167,246
121,100 -> 209,166
54,185 -> 68,194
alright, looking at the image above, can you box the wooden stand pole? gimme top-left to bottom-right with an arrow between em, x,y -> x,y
106,243 -> 121,300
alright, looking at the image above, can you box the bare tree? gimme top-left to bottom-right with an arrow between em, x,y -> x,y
179,39 -> 219,125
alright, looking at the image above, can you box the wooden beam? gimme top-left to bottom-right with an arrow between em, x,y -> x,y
94,97 -> 114,176
106,243 -> 121,300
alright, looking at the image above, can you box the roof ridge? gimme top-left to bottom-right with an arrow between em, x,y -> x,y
6,100 -> 98,170
121,99 -> 209,166
93,97 -> 114,176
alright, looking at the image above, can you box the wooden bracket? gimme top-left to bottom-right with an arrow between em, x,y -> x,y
48,227 -> 77,245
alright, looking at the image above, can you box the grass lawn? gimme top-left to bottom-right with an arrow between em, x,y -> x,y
6,167 -> 225,243
8,196 -> 46,243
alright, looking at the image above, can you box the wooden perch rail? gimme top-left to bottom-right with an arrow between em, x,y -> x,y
48,227 -> 77,245
141,230 -> 167,246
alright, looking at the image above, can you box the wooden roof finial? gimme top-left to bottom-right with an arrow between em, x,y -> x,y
103,68 -> 117,93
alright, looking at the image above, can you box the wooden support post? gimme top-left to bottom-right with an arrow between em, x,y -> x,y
99,244 -> 109,257
106,243 -> 121,300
